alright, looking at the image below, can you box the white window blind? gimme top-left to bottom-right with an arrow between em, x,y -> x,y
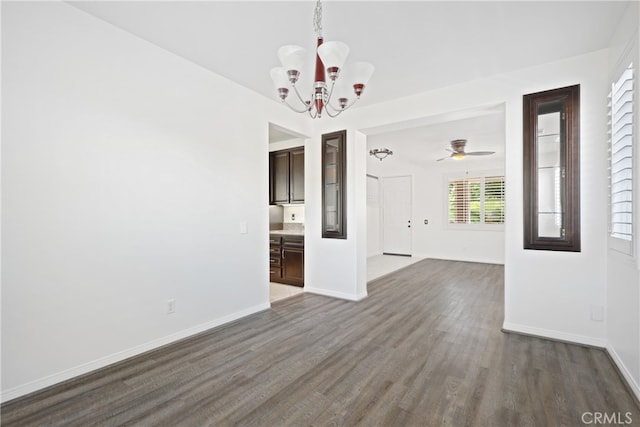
448,176 -> 505,225
609,63 -> 634,243
484,176 -> 506,224
449,178 -> 481,224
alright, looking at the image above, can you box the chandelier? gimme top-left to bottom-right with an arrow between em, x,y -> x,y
270,0 -> 374,119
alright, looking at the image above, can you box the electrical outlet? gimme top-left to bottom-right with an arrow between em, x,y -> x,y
167,299 -> 176,314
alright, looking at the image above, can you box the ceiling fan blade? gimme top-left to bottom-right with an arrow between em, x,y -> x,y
436,155 -> 452,161
465,151 -> 495,156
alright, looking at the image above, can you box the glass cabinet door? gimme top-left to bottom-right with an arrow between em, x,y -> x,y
322,130 -> 346,239
523,85 -> 580,251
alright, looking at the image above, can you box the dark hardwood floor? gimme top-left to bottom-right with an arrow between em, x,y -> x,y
2,259 -> 638,426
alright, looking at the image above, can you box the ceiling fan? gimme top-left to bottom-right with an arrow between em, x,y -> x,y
436,139 -> 495,161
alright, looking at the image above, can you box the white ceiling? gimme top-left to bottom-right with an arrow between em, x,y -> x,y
68,1 -> 629,161
367,105 -> 505,164
69,1 -> 628,109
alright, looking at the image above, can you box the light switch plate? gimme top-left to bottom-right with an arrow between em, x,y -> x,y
239,222 -> 248,234
590,305 -> 604,322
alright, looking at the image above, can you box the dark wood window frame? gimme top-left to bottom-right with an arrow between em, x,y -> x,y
322,130 -> 347,239
523,84 -> 581,251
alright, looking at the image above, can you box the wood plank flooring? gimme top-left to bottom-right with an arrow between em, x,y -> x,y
2,259 -> 638,426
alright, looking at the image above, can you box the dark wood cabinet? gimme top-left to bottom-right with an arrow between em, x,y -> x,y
269,235 -> 282,281
281,236 -> 304,286
270,152 -> 290,205
289,149 -> 305,203
269,234 -> 304,287
269,147 -> 304,205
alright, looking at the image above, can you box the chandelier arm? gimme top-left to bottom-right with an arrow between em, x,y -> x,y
322,81 -> 346,115
280,99 -> 311,114
325,81 -> 339,109
326,96 -> 360,114
323,106 -> 344,118
325,79 -> 336,101
292,84 -> 312,111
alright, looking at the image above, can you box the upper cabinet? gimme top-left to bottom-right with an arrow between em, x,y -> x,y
523,85 -> 580,251
289,148 -> 305,203
269,147 -> 304,205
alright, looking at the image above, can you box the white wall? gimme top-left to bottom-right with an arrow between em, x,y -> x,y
3,0 -> 636,404
283,206 -> 305,225
367,151 -> 505,264
304,126 -> 368,300
606,1 -> 640,400
304,49 -> 610,351
1,2 -> 310,401
268,137 -> 305,152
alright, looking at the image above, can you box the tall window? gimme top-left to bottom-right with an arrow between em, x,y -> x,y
609,63 -> 634,253
448,175 -> 505,225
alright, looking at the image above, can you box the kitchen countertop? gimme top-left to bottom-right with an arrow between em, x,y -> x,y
270,229 -> 305,236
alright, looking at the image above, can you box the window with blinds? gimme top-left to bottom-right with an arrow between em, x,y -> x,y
484,176 -> 506,224
448,175 -> 505,225
609,63 -> 633,248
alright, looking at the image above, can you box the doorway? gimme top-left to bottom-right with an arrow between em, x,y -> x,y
382,175 -> 412,256
268,123 -> 308,303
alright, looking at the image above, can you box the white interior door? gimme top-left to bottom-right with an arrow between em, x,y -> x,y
382,175 -> 412,255
366,175 -> 382,256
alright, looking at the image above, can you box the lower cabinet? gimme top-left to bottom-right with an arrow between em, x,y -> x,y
269,234 -> 304,287
269,236 -> 282,281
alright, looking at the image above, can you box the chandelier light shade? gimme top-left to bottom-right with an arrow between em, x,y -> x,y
270,0 -> 374,118
317,41 -> 350,72
277,45 -> 306,78
369,148 -> 393,161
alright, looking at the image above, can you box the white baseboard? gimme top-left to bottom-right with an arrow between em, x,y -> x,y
304,286 -> 367,301
1,302 -> 270,404
502,322 -> 607,348
606,344 -> 640,402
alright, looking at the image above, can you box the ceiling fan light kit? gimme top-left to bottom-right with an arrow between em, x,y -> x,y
270,0 -> 374,119
437,139 -> 495,161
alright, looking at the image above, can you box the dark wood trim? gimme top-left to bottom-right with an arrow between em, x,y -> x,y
321,130 -> 347,239
523,84 -> 581,251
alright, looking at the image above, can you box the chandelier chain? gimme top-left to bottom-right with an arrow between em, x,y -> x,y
313,0 -> 323,38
